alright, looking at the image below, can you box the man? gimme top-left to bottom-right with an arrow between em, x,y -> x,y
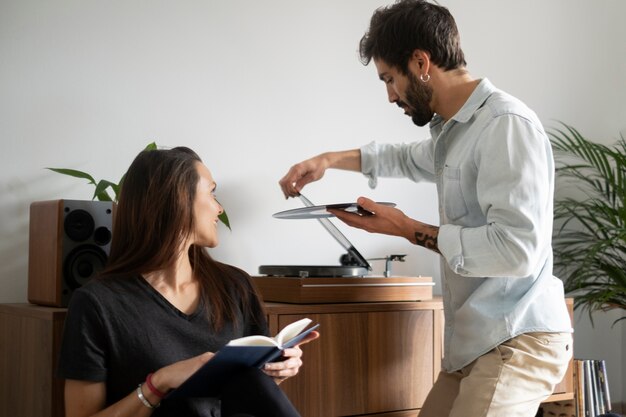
278,1 -> 572,416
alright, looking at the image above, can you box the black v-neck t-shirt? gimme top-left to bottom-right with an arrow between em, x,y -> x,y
58,266 -> 267,416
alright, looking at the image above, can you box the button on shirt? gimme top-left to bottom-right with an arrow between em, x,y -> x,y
360,78 -> 572,372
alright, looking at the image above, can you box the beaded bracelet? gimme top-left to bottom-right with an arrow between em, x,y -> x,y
136,384 -> 159,409
145,373 -> 166,399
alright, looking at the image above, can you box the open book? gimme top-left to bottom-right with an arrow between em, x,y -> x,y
166,318 -> 319,400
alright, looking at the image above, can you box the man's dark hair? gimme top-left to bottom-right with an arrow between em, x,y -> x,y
359,0 -> 466,74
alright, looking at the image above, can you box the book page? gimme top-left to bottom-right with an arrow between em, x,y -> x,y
274,318 -> 312,346
227,318 -> 312,347
227,335 -> 278,347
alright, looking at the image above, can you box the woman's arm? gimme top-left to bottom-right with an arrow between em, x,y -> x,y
64,352 -> 215,417
65,380 -> 154,417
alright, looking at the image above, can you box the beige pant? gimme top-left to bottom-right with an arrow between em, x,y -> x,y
419,332 -> 573,417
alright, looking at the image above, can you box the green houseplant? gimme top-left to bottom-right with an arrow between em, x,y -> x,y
548,123 -> 625,324
47,142 -> 231,229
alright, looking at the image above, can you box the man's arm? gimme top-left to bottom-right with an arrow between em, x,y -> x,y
413,223 -> 440,254
279,149 -> 361,198
279,148 -> 441,254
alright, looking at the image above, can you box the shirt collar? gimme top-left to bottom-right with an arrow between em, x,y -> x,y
429,78 -> 496,128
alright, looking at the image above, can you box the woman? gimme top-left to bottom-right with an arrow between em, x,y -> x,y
57,146 -> 318,416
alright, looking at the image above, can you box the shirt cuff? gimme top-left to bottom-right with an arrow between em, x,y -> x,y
438,224 -> 467,274
360,141 -> 378,189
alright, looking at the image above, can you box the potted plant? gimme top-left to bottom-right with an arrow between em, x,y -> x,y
47,142 -> 231,229
548,123 -> 625,324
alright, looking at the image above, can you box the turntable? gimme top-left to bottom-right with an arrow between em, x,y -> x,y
258,195 -> 396,278
255,194 -> 434,303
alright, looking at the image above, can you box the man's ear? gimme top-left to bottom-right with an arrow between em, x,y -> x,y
410,49 -> 431,75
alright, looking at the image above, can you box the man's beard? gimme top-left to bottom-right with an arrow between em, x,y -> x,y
401,71 -> 434,127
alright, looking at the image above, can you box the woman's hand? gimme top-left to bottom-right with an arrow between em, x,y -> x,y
262,330 -> 320,384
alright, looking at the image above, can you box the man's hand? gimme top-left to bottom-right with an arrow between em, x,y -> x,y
278,150 -> 362,198
329,197 -> 410,237
329,197 -> 440,253
279,155 -> 329,198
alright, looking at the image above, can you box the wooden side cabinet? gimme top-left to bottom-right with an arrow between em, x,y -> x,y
265,298 -> 574,417
0,299 -> 573,417
0,304 -> 66,417
265,300 -> 444,417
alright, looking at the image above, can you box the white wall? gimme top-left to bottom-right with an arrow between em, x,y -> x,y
1,0 -> 625,408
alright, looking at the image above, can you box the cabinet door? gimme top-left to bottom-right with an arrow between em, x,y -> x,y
0,305 -> 66,417
276,310 -> 434,417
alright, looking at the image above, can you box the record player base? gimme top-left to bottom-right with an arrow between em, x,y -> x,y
252,276 -> 433,304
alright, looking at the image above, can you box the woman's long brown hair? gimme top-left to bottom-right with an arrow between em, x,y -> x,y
101,146 -> 255,331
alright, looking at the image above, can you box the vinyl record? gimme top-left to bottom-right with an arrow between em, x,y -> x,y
273,202 -> 396,219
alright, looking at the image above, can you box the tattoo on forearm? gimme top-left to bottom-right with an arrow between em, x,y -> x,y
414,226 -> 440,254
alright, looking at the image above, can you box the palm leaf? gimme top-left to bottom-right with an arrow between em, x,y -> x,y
549,122 -> 626,325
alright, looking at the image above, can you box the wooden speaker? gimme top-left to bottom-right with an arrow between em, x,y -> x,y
28,199 -> 114,307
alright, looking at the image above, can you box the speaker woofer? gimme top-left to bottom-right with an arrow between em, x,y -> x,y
64,209 -> 95,242
63,245 -> 108,290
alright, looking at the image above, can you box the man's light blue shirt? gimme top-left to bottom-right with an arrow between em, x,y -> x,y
361,78 -> 572,372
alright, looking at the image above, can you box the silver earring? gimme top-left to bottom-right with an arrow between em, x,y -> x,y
420,73 -> 431,83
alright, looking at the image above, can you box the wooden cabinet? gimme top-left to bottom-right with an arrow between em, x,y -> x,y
0,299 -> 573,417
265,301 -> 443,416
265,298 -> 574,417
0,304 -> 66,417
